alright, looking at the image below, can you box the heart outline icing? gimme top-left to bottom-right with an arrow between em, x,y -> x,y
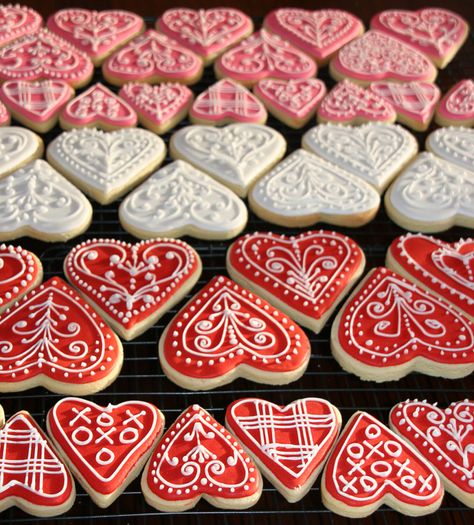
437,80 -> 474,124
0,4 -> 42,47
0,126 -> 44,178
426,127 -> 474,173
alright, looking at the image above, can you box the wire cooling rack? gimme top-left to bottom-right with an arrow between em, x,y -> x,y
1,16 -> 473,525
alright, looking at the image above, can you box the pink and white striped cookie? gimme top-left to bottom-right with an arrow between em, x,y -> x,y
436,79 -> 474,127
0,4 -> 42,47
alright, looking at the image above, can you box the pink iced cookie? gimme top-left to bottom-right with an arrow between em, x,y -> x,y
254,78 -> 326,128
102,29 -> 203,86
60,83 -> 137,131
0,4 -> 43,47
190,78 -> 267,125
47,9 -> 145,66
436,79 -> 474,127
264,8 -> 364,64
156,8 -> 253,64
0,80 -> 74,133
371,8 -> 469,68
215,29 -> 317,87
119,82 -> 193,134
330,30 -> 437,86
0,28 -> 93,88
318,80 -> 396,125
0,100 -> 10,127
370,81 -> 441,131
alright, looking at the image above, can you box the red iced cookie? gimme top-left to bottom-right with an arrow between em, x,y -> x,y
0,4 -> 42,47
436,79 -> 474,127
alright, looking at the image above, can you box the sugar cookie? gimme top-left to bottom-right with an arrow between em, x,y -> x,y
435,79 -> 474,127
0,126 -> 43,180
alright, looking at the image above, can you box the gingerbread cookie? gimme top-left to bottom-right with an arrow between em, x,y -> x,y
435,79 -> 474,127
0,126 -> 44,180
0,4 -> 42,47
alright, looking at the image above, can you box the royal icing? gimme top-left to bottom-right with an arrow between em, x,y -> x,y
323,411 -> 443,515
119,160 -> 248,240
48,398 -> 164,499
436,80 -> 474,126
226,398 -> 340,496
331,30 -> 437,85
264,8 -> 363,63
156,8 -> 253,61
318,80 -> 396,124
227,230 -> 364,331
0,28 -> 93,87
216,29 -> 316,84
143,405 -> 261,508
60,83 -> 137,129
190,78 -> 267,124
160,276 -> 310,387
0,277 -> 122,392
103,29 -> 202,85
390,400 -> 474,505
0,4 -> 42,47
0,159 -> 92,240
0,126 -> 43,179
0,100 -> 9,126
388,233 -> 474,320
170,124 -> 286,197
302,123 -> 418,192
426,127 -> 474,173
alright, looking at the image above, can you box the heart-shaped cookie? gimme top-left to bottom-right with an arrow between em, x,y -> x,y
0,277 -> 123,394
387,233 -> 474,321
170,124 -> 286,197
436,79 -> 474,127
330,31 -> 437,86
302,123 -> 418,192
47,9 -> 144,65
47,128 -> 166,204
331,267 -> 474,381
141,404 -> 262,511
226,398 -> 341,502
0,126 -> 44,179
322,411 -> 443,517
426,127 -> 474,173
0,410 -> 75,517
47,397 -> 164,507
119,160 -> 248,241
64,237 -> 201,340
264,8 -> 363,63
156,8 -> 253,63
215,29 -> 316,86
0,4 -> 42,47
227,230 -> 365,333
159,276 -> 311,390
390,399 -> 474,507
0,100 -> 9,126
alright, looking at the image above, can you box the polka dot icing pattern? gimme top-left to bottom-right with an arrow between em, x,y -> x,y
0,4 -> 42,47
437,79 -> 474,126
426,127 -> 474,173
0,126 -> 45,180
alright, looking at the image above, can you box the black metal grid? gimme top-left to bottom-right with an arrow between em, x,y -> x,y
1,16 -> 473,525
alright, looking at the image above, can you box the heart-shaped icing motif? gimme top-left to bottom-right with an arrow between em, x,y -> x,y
190,78 -> 267,125
0,28 -> 93,87
227,230 -> 365,333
159,276 -> 311,389
387,233 -> 474,321
332,267 -> 474,381
386,152 -> 474,232
390,400 -> 474,507
264,8 -> 363,62
47,9 -> 144,64
330,30 -> 437,85
426,127 -> 474,173
0,411 -> 75,516
226,398 -> 341,501
0,4 -> 42,47
436,79 -> 474,127
103,29 -> 202,86
64,238 -> 201,340
119,160 -> 248,240
170,124 -> 286,197
142,404 -> 262,511
0,159 -> 92,242
60,83 -> 137,130
0,243 -> 42,313
302,123 -> 418,192
249,149 -> 380,229
156,8 -> 253,62
216,29 -> 316,85
47,128 -> 166,204
119,82 -> 193,134
371,8 -> 468,68
322,411 -> 443,517
47,397 -> 164,507
0,127 -> 44,180
0,277 -> 123,394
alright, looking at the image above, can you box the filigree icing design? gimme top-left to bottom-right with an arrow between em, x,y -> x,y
437,80 -> 474,125
427,128 -> 474,173
0,127 -> 42,177
432,245 -> 474,292
0,4 -> 42,46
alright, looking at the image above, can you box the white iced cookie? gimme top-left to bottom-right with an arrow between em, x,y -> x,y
0,159 -> 93,242
302,122 -> 418,192
385,152 -> 474,232
0,127 -> 44,180
170,124 -> 286,197
249,149 -> 380,227
426,127 -> 474,173
119,160 -> 248,240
